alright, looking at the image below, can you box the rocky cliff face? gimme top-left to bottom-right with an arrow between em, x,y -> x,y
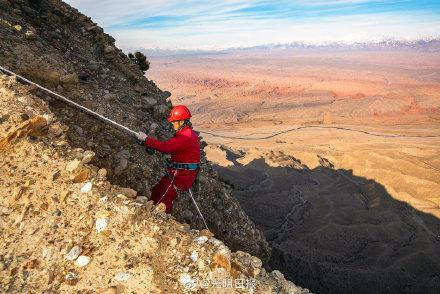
0,0 -> 270,261
0,74 -> 310,293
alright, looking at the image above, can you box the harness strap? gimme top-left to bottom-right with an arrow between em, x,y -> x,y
166,161 -> 200,171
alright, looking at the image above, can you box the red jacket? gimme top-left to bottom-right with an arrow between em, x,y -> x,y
145,126 -> 200,190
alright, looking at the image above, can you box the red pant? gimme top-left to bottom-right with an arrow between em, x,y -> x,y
150,174 -> 178,213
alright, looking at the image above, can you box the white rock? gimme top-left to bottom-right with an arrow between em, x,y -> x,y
194,236 -> 208,245
18,95 -> 34,106
42,248 -> 52,260
100,196 -> 108,203
81,150 -> 95,164
65,245 -> 82,261
75,255 -> 90,267
42,113 -> 55,124
95,218 -> 108,233
190,251 -> 198,263
98,168 -> 107,178
209,238 -> 224,247
114,271 -> 132,282
81,182 -> 92,193
179,273 -> 196,290
271,270 -> 285,280
66,159 -> 81,172
65,271 -> 77,281
197,260 -> 205,270
136,196 -> 149,203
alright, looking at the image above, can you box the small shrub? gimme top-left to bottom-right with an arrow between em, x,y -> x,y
128,51 -> 150,73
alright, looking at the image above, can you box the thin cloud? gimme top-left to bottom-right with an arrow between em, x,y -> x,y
65,0 -> 440,49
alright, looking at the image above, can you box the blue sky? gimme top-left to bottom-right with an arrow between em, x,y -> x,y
66,0 -> 440,50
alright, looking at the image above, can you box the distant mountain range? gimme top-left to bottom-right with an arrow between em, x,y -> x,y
133,38 -> 440,57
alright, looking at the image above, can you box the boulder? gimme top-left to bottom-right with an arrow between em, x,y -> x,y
161,91 -> 171,99
74,255 -> 90,267
25,30 -> 36,40
104,45 -> 115,54
119,187 -> 137,198
66,159 -> 81,172
154,104 -> 169,115
81,150 -> 95,164
46,71 -> 61,85
60,73 -> 79,85
65,245 -> 82,261
143,96 -> 157,106
211,246 -> 231,272
73,169 -> 90,183
231,251 -> 262,278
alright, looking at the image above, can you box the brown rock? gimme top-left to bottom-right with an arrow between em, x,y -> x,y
100,286 -> 118,294
46,71 -> 61,85
97,168 -> 107,179
25,30 -> 36,40
60,73 -> 79,85
64,271 -> 79,285
24,259 -> 39,269
12,186 -> 23,202
73,169 -> 90,183
60,190 -> 70,202
81,150 -> 95,163
119,187 -> 137,198
211,247 -> 231,272
104,93 -> 118,102
48,122 -> 63,137
154,203 -> 166,214
231,251 -> 262,278
200,229 -> 214,238
104,45 -> 115,54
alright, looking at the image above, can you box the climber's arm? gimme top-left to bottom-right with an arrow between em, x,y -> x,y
145,135 -> 187,154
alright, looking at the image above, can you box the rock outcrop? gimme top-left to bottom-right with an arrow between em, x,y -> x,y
0,0 -> 309,292
0,73 -> 310,293
0,0 -> 269,260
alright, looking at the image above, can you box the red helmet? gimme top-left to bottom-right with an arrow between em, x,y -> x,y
167,105 -> 192,122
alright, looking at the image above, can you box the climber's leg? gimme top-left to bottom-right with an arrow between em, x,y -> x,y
150,175 -> 178,213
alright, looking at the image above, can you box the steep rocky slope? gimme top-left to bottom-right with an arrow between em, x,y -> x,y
0,75 -> 310,293
0,0 -> 269,260
207,146 -> 440,293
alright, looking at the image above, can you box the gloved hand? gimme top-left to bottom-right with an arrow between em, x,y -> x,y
136,131 -> 147,142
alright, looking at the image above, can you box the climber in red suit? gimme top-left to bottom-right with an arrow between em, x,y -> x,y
136,105 -> 200,213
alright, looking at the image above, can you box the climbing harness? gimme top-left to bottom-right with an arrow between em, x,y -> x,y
0,65 -> 138,138
165,160 -> 200,171
0,66 -> 209,230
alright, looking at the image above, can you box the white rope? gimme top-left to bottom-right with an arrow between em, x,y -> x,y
0,65 -> 138,138
189,188 -> 209,230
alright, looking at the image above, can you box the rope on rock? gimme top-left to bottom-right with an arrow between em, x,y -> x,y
0,65 -> 138,138
189,188 -> 209,230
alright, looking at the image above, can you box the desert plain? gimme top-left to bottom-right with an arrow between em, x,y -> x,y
149,44 -> 440,293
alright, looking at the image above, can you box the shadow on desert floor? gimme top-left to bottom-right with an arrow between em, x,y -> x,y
213,151 -> 440,294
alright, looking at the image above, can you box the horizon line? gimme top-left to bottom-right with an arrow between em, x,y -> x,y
122,37 -> 440,52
